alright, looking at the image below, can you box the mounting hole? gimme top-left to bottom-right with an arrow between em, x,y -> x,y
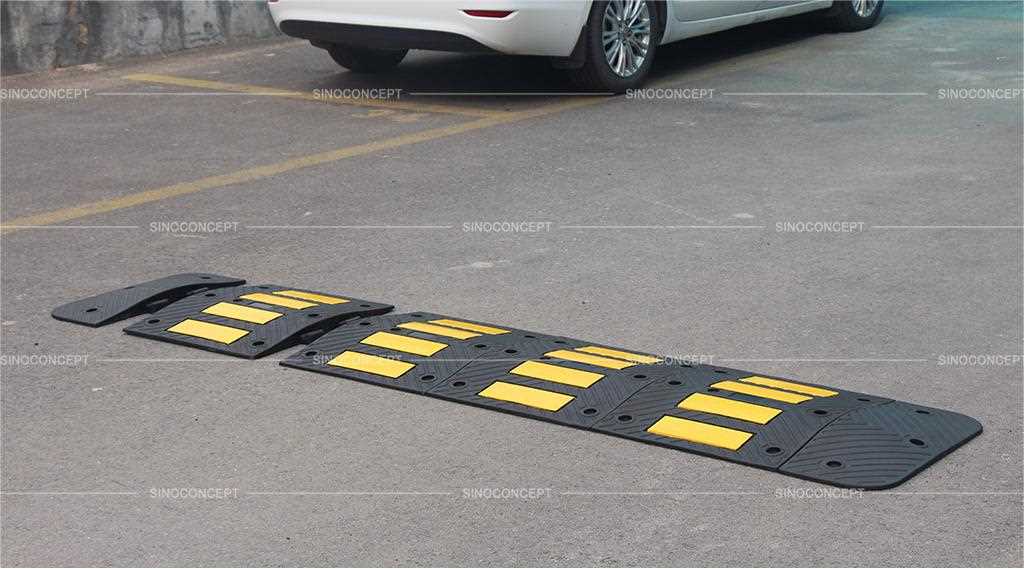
410,314 -> 422,318
633,374 -> 647,379
504,349 -> 518,354
200,276 -> 211,280
909,438 -> 926,447
825,460 -> 843,469
452,381 -> 466,387
524,335 -> 536,339
713,369 -> 728,374
147,319 -> 160,324
359,322 -> 371,326
668,380 -> 682,386
812,409 -> 828,415
258,286 -> 270,289
359,304 -> 370,308
204,293 -> 216,297
252,341 -> 265,347
124,286 -> 134,289
707,387 -> 720,393
915,409 -> 931,415
554,340 -> 566,345
539,356 -> 552,361
765,446 -> 782,455
582,408 -> 598,415
857,397 -> 871,402
307,313 -> 320,318
617,414 -> 633,422
420,375 -> 435,382
474,344 -> 487,349
680,363 -> 693,367
390,327 -> 401,331
85,307 -> 98,313
304,351 -> 317,357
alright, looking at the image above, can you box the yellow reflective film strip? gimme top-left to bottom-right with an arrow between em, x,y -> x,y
239,292 -> 316,310
397,321 -> 481,340
711,380 -> 812,404
678,393 -> 782,425
740,376 -> 839,398
545,349 -> 634,370
272,290 -> 349,305
647,415 -> 753,450
201,302 -> 282,325
509,360 -> 604,388
428,319 -> 509,335
359,331 -> 448,357
478,381 -> 575,412
327,351 -> 414,378
576,346 -> 662,364
166,319 -> 249,344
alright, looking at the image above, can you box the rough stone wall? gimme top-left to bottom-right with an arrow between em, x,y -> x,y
1,1 -> 282,75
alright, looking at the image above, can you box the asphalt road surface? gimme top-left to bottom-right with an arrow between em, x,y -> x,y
2,2 -> 1022,566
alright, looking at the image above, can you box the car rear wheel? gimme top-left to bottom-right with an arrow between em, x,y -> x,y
569,0 -> 659,93
326,44 -> 408,73
820,0 -> 884,32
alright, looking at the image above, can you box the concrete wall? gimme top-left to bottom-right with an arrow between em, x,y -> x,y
1,1 -> 282,75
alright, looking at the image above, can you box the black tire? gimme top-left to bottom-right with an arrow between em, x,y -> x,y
569,0 -> 659,93
820,0 -> 884,32
326,44 -> 408,73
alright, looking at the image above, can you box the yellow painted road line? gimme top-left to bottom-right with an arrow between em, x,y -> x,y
124,73 -> 499,118
0,97 -> 605,234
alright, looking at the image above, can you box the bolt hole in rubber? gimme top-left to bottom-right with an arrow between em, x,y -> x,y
282,312 -> 981,489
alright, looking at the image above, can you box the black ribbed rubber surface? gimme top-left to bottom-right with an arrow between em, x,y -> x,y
426,339 -> 667,429
58,282 -> 982,488
592,365 -> 892,470
779,401 -> 982,489
280,312 -> 528,393
51,273 -> 245,327
284,315 -> 981,488
123,285 -> 392,359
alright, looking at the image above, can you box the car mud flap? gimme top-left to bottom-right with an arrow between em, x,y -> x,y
51,273 -> 246,327
284,315 -> 980,488
122,285 -> 393,359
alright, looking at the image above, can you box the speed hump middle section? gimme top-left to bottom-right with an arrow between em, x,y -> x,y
282,312 -> 981,489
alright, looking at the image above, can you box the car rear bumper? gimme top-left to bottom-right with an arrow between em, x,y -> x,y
268,0 -> 590,57
279,20 -> 496,53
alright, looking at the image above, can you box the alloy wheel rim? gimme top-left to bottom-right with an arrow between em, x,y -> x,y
851,0 -> 879,18
603,0 -> 652,78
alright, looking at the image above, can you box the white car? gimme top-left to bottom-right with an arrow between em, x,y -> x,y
268,0 -> 883,92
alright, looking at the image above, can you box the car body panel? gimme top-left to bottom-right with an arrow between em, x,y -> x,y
269,0 -> 836,57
